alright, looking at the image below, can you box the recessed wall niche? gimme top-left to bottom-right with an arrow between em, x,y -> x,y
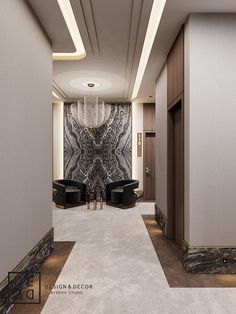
64,103 -> 132,191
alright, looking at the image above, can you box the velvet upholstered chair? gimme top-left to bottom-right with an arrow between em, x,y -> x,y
106,179 -> 139,209
53,179 -> 86,209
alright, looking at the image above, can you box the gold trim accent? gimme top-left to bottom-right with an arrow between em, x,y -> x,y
0,227 -> 54,286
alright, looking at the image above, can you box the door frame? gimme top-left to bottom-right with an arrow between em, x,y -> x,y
167,93 -> 184,245
143,131 -> 156,201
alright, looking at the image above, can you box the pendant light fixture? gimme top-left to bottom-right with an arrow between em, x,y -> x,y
77,83 -> 111,129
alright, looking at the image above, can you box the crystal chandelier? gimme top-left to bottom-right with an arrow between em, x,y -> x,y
77,83 -> 111,129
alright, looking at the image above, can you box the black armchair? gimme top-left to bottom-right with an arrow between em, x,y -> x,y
53,179 -> 86,209
106,179 -> 139,209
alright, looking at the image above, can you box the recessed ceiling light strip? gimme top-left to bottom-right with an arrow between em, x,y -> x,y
52,91 -> 62,99
53,0 -> 86,60
131,0 -> 166,100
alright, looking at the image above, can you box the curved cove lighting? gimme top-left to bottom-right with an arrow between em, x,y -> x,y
53,0 -> 86,61
52,91 -> 61,99
131,0 -> 166,100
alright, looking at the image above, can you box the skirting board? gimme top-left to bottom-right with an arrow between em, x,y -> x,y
0,228 -> 54,314
155,204 -> 167,235
154,204 -> 236,274
183,242 -> 236,274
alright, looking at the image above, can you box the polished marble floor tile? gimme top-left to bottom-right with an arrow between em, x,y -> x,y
42,203 -> 236,314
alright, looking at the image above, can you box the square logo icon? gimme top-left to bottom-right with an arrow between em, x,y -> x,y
8,272 -> 41,304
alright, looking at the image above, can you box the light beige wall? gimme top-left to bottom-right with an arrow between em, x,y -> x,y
155,65 -> 167,215
53,102 -> 64,180
184,14 -> 236,246
132,102 -> 143,190
0,0 -> 52,281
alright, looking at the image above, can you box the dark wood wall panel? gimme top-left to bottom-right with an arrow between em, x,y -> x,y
167,27 -> 184,106
167,26 -> 184,248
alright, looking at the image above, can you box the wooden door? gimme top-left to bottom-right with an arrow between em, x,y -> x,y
143,132 -> 156,200
173,105 -> 184,248
167,26 -> 184,248
167,99 -> 184,247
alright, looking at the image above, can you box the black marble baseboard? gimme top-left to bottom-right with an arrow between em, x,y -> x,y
155,204 -> 167,235
183,242 -> 236,274
0,228 -> 54,314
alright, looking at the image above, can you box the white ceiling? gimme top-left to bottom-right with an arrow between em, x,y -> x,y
28,0 -> 75,53
28,0 -> 236,103
138,0 -> 236,103
28,0 -> 153,102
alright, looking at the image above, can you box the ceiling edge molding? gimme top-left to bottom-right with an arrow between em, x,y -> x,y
89,0 -> 100,54
79,0 -> 94,55
79,0 -> 100,56
123,0 -> 135,100
125,0 -> 144,100
53,81 -> 69,99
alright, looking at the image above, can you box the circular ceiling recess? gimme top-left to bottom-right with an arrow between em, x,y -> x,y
54,70 -> 126,97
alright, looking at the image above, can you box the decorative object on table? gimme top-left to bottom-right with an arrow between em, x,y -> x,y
53,179 -> 86,209
86,190 -> 96,210
92,190 -> 97,210
106,180 -> 139,209
86,191 -> 91,209
86,189 -> 104,210
100,194 -> 103,209
97,189 -> 104,210
93,200 -> 97,210
86,191 -> 93,210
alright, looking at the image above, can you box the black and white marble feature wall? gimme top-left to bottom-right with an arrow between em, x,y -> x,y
64,103 -> 132,191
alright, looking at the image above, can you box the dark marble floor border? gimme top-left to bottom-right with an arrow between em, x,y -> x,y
9,241 -> 75,314
0,228 -> 54,314
143,215 -> 236,286
155,204 -> 167,235
183,242 -> 236,274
